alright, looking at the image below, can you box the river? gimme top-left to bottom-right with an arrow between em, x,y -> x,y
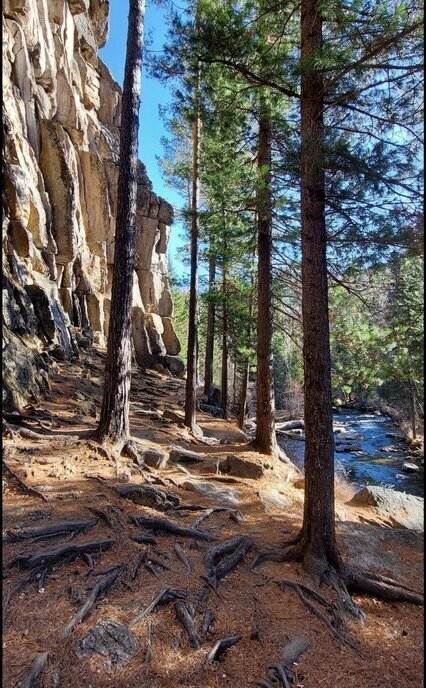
277,410 -> 424,497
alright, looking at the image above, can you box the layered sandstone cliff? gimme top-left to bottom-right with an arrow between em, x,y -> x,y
2,0 -> 181,408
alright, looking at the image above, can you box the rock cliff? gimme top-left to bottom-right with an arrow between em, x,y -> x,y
2,0 -> 182,409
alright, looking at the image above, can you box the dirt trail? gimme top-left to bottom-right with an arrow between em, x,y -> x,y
2,348 -> 424,688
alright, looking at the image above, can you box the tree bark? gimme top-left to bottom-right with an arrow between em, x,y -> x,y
238,267 -> 255,430
203,254 -> 216,396
254,103 -> 278,455
297,0 -> 339,563
408,379 -> 417,440
184,19 -> 200,433
221,251 -> 229,419
97,0 -> 145,445
238,361 -> 250,429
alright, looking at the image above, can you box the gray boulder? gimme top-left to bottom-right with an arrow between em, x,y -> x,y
335,443 -> 362,453
162,355 -> 185,378
348,486 -> 424,531
168,446 -> 205,465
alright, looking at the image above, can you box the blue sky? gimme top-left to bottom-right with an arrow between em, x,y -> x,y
99,1 -> 187,277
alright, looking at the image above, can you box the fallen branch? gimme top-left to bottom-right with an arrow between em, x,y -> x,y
175,601 -> 202,649
20,651 -> 49,688
3,519 -> 97,543
173,542 -> 192,573
206,635 -> 241,662
61,566 -> 121,639
133,514 -> 217,542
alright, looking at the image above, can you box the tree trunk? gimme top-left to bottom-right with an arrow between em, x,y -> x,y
254,103 -> 278,455
203,254 -> 216,396
184,30 -> 200,433
297,0 -> 339,563
97,0 -> 144,445
408,379 -> 417,440
221,258 -> 229,420
238,266 -> 255,430
238,361 -> 250,429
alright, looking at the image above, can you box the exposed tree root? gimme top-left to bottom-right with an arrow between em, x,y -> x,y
8,538 -> 114,571
173,542 -> 192,573
205,535 -> 253,588
175,600 -> 202,648
201,610 -> 215,635
345,566 -> 424,605
130,586 -> 187,627
3,519 -> 97,543
115,483 -> 180,510
61,566 -> 122,639
20,651 -> 49,688
2,458 -> 48,502
130,535 -> 157,545
132,514 -> 217,542
276,579 -> 366,659
206,635 -> 241,662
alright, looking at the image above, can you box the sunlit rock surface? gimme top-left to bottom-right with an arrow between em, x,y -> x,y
2,0 -> 180,407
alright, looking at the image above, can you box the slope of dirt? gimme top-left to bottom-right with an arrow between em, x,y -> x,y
2,348 -> 424,688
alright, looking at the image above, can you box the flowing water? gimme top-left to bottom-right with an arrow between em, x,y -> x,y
278,410 -> 424,497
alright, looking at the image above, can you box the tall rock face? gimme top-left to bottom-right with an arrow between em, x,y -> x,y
2,0 -> 181,409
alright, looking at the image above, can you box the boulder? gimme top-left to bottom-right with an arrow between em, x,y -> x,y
335,443 -> 362,453
348,486 -> 424,531
140,447 -> 168,469
221,455 -> 265,480
182,480 -> 241,508
168,446 -> 205,465
258,488 -> 293,513
162,355 -> 185,378
275,420 -> 304,431
401,462 -> 420,473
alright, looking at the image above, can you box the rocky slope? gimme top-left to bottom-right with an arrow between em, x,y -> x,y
2,0 -> 181,409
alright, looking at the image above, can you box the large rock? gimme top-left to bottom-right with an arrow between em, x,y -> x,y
168,446 -> 205,465
348,486 -> 424,531
2,0 -> 182,407
220,455 -> 265,480
258,488 -> 293,513
182,480 -> 242,508
162,355 -> 185,378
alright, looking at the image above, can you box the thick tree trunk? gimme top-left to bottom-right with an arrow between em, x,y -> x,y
184,43 -> 200,433
97,0 -> 144,445
254,104 -> 278,455
203,254 -> 216,396
297,0 -> 339,563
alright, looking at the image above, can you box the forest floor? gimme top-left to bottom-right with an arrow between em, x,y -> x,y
2,347 -> 424,688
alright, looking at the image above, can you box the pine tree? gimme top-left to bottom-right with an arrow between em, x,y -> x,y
97,0 -> 145,446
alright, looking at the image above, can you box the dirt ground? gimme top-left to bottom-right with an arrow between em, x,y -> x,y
2,348 -> 424,688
